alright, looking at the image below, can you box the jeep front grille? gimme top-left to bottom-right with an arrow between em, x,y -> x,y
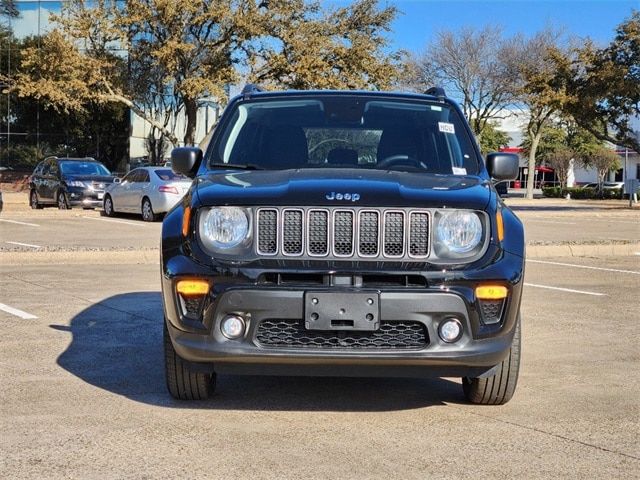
256,208 -> 430,260
256,319 -> 429,349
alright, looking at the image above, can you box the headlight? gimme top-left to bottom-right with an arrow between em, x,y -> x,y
435,210 -> 483,255
199,207 -> 249,250
67,181 -> 86,187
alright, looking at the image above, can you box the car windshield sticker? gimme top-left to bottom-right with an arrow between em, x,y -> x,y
430,105 -> 442,111
452,167 -> 467,175
438,122 -> 455,134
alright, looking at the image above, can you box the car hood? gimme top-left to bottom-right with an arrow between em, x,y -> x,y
195,169 -> 492,210
64,175 -> 115,183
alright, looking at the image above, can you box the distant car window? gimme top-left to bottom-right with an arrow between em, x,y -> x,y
59,161 -> 110,176
33,162 -> 44,175
139,170 -> 150,183
50,161 -> 60,176
122,170 -> 138,184
154,169 -> 185,181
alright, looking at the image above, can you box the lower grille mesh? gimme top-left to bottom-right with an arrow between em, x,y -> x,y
479,299 -> 504,324
256,319 -> 428,349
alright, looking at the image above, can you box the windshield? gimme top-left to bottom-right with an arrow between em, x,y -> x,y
209,95 -> 480,175
60,161 -> 110,176
154,169 -> 186,181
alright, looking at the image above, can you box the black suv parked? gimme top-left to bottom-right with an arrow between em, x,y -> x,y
29,157 -> 115,209
162,86 -> 524,405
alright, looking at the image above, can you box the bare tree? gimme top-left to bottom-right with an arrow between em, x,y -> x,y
582,147 -> 621,189
145,127 -> 169,165
544,147 -> 573,187
412,26 -> 520,137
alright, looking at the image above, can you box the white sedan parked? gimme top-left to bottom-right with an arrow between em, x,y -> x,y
103,167 -> 192,221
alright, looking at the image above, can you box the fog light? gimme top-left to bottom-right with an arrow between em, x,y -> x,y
221,315 -> 246,339
438,318 -> 463,343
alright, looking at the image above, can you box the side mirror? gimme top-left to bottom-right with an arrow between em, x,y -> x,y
486,152 -> 519,181
113,178 -> 121,184
171,147 -> 203,178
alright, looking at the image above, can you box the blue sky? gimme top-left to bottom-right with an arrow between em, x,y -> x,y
336,0 -> 638,52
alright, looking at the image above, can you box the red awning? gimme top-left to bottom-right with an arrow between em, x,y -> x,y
535,166 -> 554,173
499,147 -> 523,154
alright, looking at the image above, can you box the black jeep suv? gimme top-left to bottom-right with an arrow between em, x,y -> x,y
162,86 -> 524,405
29,156 -> 115,209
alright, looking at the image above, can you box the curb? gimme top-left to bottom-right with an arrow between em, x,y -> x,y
1,243 -> 639,265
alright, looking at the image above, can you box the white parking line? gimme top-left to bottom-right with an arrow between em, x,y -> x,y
528,259 -> 640,275
5,241 -> 41,249
82,216 -> 147,227
0,303 -> 38,319
524,283 -> 606,296
0,219 -> 40,227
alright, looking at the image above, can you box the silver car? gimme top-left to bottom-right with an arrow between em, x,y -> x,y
103,167 -> 192,221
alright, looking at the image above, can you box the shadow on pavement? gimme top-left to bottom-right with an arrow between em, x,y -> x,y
53,292 -> 464,411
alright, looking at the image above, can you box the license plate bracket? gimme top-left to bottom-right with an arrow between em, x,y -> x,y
304,292 -> 379,331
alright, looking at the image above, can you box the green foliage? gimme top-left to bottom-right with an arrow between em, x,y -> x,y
554,11 -> 640,152
478,122 -> 511,154
542,186 -> 624,200
520,124 -> 567,161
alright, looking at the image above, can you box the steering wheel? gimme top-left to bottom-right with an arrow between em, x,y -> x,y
376,154 -> 425,170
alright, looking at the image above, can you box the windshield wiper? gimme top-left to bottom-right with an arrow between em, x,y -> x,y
209,163 -> 264,170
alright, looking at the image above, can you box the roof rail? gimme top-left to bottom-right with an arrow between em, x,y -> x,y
425,86 -> 446,99
241,83 -> 265,99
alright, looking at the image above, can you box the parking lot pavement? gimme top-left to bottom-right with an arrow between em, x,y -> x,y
508,205 -> 640,245
0,255 -> 638,479
0,209 -> 161,252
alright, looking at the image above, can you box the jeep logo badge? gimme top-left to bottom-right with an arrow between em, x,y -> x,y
326,192 -> 360,202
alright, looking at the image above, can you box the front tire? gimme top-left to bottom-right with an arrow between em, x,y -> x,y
57,191 -> 69,210
103,195 -> 115,217
30,190 -> 43,209
141,197 -> 158,222
462,314 -> 521,405
164,321 -> 216,400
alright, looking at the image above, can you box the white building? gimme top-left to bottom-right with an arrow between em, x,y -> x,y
494,110 -> 640,187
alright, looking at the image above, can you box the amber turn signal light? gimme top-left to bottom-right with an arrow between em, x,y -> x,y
476,285 -> 508,300
496,210 -> 504,242
176,279 -> 209,296
182,206 -> 192,237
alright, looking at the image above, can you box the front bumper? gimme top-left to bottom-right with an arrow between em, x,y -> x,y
162,249 -> 524,378
67,187 -> 106,208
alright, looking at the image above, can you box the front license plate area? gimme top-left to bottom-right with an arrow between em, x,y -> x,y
304,292 -> 379,331
97,192 -> 104,200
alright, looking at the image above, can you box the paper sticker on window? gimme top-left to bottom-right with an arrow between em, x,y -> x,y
430,106 -> 442,111
452,167 -> 467,175
438,122 -> 455,134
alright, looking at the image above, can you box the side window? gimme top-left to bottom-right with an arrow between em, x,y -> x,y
122,169 -> 138,184
139,170 -> 150,183
50,161 -> 60,176
33,162 -> 44,175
